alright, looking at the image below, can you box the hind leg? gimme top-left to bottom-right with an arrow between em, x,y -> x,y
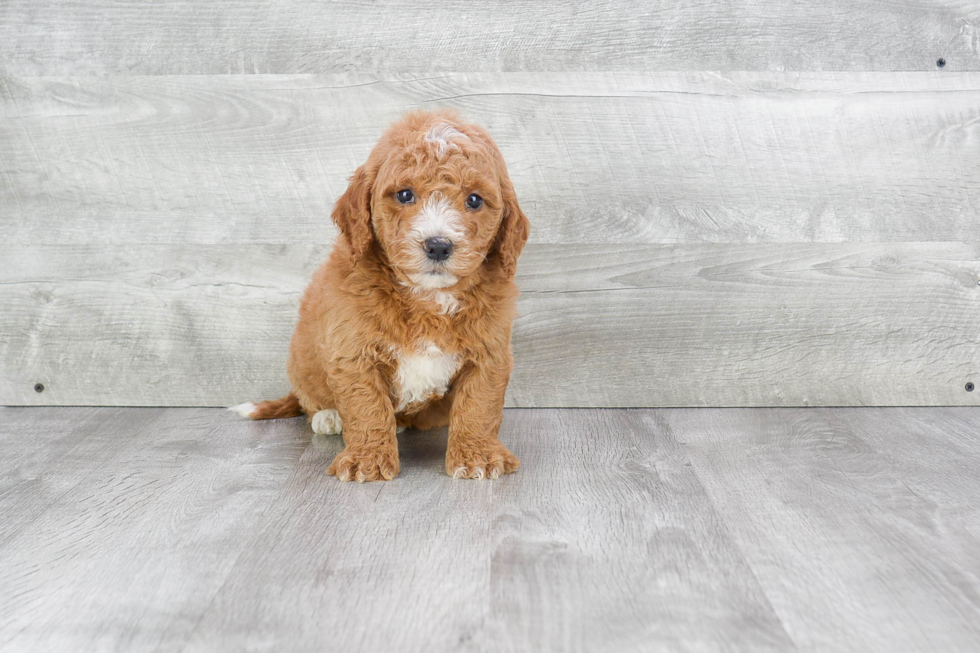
286,338 -> 341,433
399,395 -> 453,431
290,376 -> 342,435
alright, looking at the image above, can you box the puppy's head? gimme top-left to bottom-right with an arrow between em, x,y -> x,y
331,110 -> 529,289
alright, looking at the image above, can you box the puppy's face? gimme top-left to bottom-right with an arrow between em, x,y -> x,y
371,121 -> 506,289
332,112 -> 529,289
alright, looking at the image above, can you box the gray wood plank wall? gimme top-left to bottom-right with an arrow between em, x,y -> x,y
2,1 -> 978,74
2,6 -> 979,407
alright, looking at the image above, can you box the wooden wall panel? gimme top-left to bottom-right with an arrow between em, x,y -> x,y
3,73 -> 979,247
3,8 -> 978,407
2,243 -> 977,407
1,1 -> 978,75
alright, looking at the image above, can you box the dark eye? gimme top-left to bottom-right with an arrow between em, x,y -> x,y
466,193 -> 483,210
396,189 -> 415,204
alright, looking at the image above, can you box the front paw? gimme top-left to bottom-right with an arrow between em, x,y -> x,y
328,445 -> 399,482
446,440 -> 519,480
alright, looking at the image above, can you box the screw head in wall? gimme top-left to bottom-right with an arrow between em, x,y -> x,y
34,383 -> 45,393
937,58 -> 946,68
967,382 -> 975,392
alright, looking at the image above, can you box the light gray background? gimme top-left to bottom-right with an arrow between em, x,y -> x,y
2,2 -> 979,407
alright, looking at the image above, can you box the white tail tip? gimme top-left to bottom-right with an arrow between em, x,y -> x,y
227,402 -> 257,419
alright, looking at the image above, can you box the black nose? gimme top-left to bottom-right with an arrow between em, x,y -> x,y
423,237 -> 454,262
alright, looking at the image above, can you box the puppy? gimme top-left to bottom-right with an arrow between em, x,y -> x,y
231,109 -> 530,482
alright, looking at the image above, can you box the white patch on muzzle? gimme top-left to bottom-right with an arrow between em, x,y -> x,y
407,193 -> 463,289
410,272 -> 458,289
411,193 -> 464,242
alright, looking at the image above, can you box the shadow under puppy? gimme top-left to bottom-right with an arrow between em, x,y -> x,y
232,109 -> 530,482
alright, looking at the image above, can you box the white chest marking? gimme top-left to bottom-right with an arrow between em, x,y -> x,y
394,343 -> 460,411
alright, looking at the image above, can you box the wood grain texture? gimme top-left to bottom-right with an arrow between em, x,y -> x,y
0,407 -> 115,546
1,1 -> 978,75
0,407 -> 795,652
3,73 -> 980,245
3,406 -> 980,651
483,409 -> 793,651
3,72 -> 979,407
0,407 -> 306,651
182,421 -> 495,651
820,407 -> 980,587
511,242 -> 980,407
666,407 -> 980,651
2,242 -> 977,408
183,410 -> 793,651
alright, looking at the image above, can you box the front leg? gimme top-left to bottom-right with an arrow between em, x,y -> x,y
446,360 -> 520,480
326,364 -> 399,482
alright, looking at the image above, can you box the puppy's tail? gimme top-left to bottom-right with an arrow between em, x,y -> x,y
228,393 -> 304,420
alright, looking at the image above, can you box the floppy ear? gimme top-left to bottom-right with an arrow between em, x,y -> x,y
492,176 -> 530,277
472,127 -> 530,277
331,164 -> 375,264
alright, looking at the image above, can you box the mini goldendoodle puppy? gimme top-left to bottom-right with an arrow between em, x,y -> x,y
232,109 -> 529,482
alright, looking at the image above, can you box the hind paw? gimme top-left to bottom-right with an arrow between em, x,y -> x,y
311,409 -> 343,435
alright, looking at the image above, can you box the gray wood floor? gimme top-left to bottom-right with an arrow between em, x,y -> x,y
1,407 -> 979,652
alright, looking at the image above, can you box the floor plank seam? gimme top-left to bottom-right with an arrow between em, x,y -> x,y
176,435 -> 314,650
678,438 -> 802,651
